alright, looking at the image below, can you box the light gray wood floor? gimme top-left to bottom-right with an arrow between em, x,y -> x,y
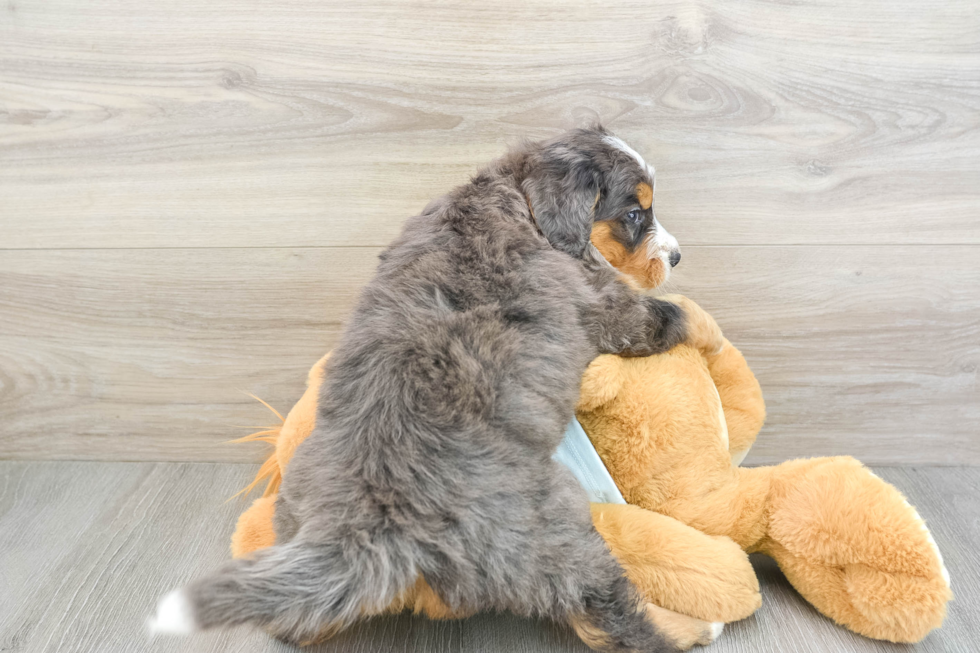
1,462 -> 975,653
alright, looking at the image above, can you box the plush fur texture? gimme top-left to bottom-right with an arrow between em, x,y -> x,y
230,354 -> 726,650
577,299 -> 952,644
156,128 -> 705,651
231,295 -> 951,645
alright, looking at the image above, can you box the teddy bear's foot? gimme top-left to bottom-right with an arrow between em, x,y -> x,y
231,495 -> 278,558
844,562 -> 951,642
763,457 -> 952,642
645,604 -> 724,650
767,540 -> 950,643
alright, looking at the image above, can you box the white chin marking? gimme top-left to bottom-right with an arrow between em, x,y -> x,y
148,589 -> 197,636
645,218 -> 679,284
642,236 -> 672,284
652,217 -> 679,252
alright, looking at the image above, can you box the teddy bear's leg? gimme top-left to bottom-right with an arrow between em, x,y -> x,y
262,575 -> 472,647
764,539 -> 950,644
759,456 -> 952,643
232,499 -> 467,627
591,503 -> 762,624
231,495 -> 278,558
387,575 -> 474,620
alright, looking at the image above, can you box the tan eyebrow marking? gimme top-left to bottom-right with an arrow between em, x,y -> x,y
636,182 -> 653,210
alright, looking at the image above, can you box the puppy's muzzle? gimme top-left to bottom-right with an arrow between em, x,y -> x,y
648,217 -> 681,272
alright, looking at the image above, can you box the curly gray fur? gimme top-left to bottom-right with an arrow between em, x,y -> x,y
161,127 -> 687,652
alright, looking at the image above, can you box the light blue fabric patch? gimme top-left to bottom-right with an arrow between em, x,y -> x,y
553,418 -> 626,504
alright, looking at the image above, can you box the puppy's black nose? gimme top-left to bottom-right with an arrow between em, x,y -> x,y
669,251 -> 681,268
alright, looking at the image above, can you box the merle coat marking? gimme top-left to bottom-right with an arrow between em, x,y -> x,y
159,127 -> 688,652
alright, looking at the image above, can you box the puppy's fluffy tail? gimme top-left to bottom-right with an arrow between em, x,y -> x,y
149,538 -> 413,641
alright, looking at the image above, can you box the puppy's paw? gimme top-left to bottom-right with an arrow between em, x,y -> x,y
659,295 -> 724,356
645,604 -> 724,650
704,622 -> 725,645
639,297 -> 687,354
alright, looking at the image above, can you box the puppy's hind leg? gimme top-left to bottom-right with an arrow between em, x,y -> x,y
568,569 -> 721,652
643,605 -> 723,651
149,536 -> 416,644
534,495 -> 720,653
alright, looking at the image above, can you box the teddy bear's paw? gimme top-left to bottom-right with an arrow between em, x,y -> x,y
644,604 -> 724,650
841,563 -> 951,643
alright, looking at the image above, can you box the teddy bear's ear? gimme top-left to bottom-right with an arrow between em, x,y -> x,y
577,355 -> 626,412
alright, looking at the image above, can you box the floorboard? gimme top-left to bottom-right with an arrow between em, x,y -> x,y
0,462 -> 975,652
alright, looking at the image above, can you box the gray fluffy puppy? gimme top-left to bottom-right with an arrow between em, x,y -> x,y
151,127 -> 697,652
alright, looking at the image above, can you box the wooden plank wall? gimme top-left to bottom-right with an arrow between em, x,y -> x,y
1,0 -> 978,464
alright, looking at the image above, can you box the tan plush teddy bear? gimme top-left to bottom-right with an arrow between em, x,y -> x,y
577,295 -> 951,643
229,295 -> 950,645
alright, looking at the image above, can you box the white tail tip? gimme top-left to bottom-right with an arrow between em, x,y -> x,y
709,622 -> 725,639
148,589 -> 197,636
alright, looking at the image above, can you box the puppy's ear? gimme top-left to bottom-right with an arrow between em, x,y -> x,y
523,158 -> 601,258
577,355 -> 625,412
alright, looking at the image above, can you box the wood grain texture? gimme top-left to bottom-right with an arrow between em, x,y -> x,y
673,246 -> 980,465
1,246 -> 977,464
0,462 -> 975,652
0,247 -> 367,462
1,0 -> 979,248
1,2 -> 977,649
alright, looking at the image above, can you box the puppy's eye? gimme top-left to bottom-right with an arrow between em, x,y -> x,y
627,209 -> 642,224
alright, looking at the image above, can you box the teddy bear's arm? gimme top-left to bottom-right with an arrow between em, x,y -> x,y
591,502 -> 761,624
658,295 -> 765,458
705,339 -> 765,458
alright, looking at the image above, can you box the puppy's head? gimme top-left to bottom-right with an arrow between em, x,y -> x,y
522,127 -> 680,289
